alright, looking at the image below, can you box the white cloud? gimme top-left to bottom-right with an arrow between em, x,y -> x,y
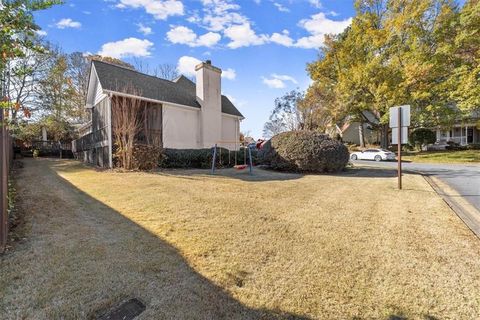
295,12 -> 351,48
167,26 -> 196,44
176,56 -> 236,80
82,10 -> 92,15
262,74 -> 297,89
299,12 -> 351,35
196,32 -> 222,47
222,68 -> 236,80
308,0 -> 322,8
203,12 -> 247,32
137,23 -> 153,35
98,37 -> 153,58
56,18 -> 81,29
177,56 -> 201,77
116,0 -> 184,20
185,0 -> 272,49
273,2 -> 289,13
224,22 -> 268,49
269,30 -> 293,47
35,30 -> 47,36
166,26 -> 221,47
200,0 -> 248,32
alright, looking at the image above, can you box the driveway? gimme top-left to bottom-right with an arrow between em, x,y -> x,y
353,160 -> 480,232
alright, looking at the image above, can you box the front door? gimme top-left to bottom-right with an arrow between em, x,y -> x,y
467,128 -> 474,144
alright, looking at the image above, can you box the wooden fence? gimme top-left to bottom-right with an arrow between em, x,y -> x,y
1,111 -> 13,253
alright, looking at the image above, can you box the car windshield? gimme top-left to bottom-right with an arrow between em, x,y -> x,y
380,149 -> 391,153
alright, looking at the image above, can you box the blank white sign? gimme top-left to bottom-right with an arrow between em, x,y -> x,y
389,105 -> 411,128
391,127 -> 409,145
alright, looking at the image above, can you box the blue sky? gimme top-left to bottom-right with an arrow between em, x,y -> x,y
33,0 -> 356,138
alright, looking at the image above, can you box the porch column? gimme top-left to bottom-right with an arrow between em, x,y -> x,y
460,125 -> 463,145
466,125 -> 468,145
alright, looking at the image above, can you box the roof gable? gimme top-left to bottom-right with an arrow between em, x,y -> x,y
91,60 -> 243,117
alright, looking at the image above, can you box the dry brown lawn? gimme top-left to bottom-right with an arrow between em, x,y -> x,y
1,158 -> 480,319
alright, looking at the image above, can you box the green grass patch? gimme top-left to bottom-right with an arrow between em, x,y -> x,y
403,150 -> 480,163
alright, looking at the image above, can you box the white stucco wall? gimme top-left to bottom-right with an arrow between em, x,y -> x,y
162,104 -> 201,149
221,115 -> 240,150
162,104 -> 240,150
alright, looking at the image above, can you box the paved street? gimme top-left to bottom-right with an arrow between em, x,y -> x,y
352,160 -> 480,212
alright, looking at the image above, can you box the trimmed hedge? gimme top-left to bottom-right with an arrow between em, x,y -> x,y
160,147 -> 258,169
258,131 -> 349,173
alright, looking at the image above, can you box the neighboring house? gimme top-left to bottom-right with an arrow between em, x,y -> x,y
72,60 -> 244,168
432,111 -> 480,147
334,109 -> 480,148
335,111 -> 379,145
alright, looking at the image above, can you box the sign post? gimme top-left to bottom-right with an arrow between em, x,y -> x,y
389,105 -> 410,190
397,108 -> 402,189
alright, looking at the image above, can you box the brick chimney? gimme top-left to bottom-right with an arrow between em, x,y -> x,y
195,60 -> 222,148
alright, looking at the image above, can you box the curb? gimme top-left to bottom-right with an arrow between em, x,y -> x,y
422,175 -> 480,240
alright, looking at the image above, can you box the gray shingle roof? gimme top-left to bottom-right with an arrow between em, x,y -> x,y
92,60 -> 243,117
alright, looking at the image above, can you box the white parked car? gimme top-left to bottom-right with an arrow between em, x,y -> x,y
350,149 -> 396,161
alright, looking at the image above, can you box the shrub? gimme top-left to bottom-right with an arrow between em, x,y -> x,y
445,141 -> 467,150
258,131 -> 350,173
409,128 -> 436,147
467,143 -> 480,150
160,147 -> 258,169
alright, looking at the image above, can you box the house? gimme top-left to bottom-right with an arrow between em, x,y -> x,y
334,109 -> 480,148
335,111 -> 379,145
432,111 -> 480,148
72,60 -> 244,168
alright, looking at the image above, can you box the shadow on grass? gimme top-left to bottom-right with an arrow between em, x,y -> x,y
153,167 -> 305,182
340,167 -> 399,178
19,158 -> 311,319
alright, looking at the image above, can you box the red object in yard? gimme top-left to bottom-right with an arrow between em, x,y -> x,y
234,164 -> 248,170
256,139 -> 265,149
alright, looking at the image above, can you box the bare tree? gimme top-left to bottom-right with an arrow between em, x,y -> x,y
263,116 -> 287,138
132,58 -> 179,80
111,87 -> 145,170
155,63 -> 179,80
67,52 -> 90,122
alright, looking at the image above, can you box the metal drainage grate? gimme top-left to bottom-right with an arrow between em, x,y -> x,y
97,298 -> 146,320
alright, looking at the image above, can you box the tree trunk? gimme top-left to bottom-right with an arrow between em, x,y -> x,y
358,121 -> 365,148
380,124 -> 389,148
